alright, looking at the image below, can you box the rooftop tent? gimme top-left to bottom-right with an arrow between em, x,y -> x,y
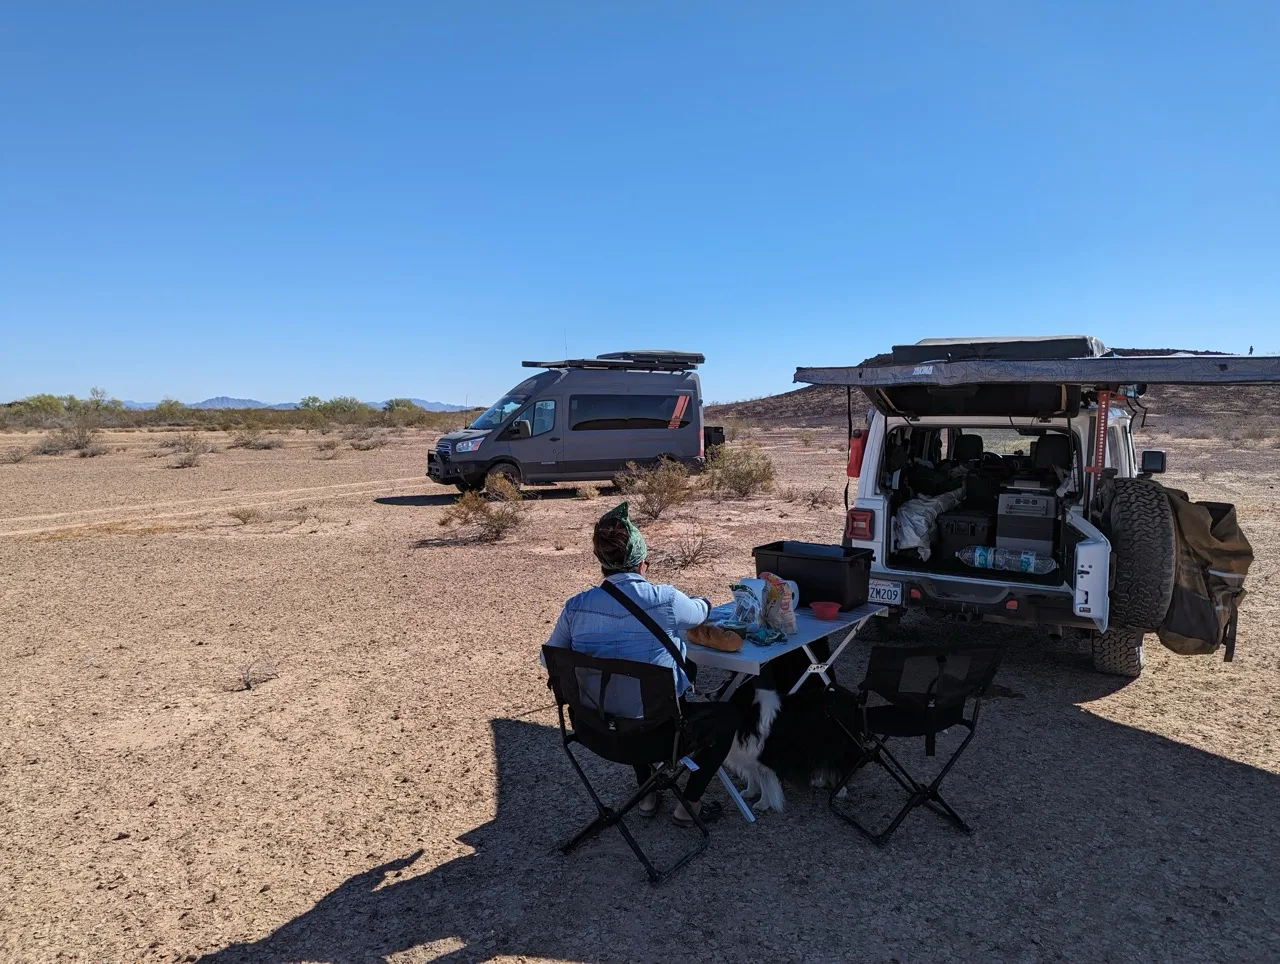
795,338 -> 1280,418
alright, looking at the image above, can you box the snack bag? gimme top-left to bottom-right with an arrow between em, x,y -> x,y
760,572 -> 799,635
730,583 -> 762,629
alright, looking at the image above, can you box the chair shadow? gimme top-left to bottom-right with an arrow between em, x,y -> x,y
200,679 -> 1280,962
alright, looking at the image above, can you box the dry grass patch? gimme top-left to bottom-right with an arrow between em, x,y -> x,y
76,443 -> 110,459
170,450 -> 204,469
228,507 -> 266,526
575,483 -> 600,500
3,445 -> 30,464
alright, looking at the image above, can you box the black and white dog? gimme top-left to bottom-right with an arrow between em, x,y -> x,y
722,639 -> 862,812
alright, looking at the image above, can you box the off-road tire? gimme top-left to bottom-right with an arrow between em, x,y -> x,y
484,463 -> 521,490
1107,478 -> 1176,631
1091,627 -> 1145,677
454,480 -> 481,493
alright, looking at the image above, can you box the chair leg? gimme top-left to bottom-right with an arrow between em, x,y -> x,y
830,733 -> 977,844
559,745 -> 709,886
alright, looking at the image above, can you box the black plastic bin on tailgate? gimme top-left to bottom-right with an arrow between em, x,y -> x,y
752,541 -> 872,610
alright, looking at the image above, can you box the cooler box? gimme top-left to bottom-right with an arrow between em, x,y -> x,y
751,541 -> 871,611
997,492 -> 1057,555
936,509 -> 996,562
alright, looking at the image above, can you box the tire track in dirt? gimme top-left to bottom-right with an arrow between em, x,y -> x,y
0,476 -> 435,538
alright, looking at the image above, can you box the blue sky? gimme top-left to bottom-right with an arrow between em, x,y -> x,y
2,2 -> 1278,406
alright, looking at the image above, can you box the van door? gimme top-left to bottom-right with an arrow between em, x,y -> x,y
1067,511 -> 1110,632
504,397 -> 562,482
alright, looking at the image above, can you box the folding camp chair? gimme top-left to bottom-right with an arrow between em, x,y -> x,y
828,643 -> 1004,845
543,645 -> 715,885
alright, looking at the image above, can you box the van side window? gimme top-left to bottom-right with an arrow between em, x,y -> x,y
569,395 -> 691,431
531,399 -> 556,436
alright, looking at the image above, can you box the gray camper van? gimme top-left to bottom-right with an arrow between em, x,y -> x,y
427,351 -> 707,491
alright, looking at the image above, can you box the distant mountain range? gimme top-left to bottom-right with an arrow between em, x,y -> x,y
121,397 -> 469,412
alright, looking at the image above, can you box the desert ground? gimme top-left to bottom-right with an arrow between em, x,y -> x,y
2,417 -> 1278,962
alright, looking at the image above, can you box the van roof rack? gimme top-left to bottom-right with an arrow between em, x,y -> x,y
522,350 -> 704,372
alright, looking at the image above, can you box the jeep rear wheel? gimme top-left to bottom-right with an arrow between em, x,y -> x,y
1107,478 -> 1176,631
1092,627 -> 1145,677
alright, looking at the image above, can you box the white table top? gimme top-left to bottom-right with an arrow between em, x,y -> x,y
683,601 -> 887,676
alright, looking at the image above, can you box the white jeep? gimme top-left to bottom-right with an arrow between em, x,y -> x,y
794,336 -> 1280,677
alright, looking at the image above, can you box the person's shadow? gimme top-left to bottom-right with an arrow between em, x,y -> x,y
202,651 -> 1280,963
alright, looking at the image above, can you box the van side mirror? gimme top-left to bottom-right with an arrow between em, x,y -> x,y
1140,450 -> 1166,475
505,420 -> 532,440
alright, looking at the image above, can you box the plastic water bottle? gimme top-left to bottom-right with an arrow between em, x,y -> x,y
956,545 -> 1057,575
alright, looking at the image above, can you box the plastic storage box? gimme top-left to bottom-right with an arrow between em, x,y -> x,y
937,509 -> 997,562
751,541 -> 872,611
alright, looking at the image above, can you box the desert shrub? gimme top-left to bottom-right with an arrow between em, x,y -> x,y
229,654 -> 278,692
230,429 -> 284,450
1239,421 -> 1272,441
172,431 -> 213,454
3,445 -> 30,464
705,443 -> 776,499
484,474 -> 523,503
350,435 -> 388,451
613,458 -> 691,520
315,447 -> 341,461
170,450 -> 203,469
316,438 -> 340,452
798,429 -> 816,448
805,487 -> 837,509
77,443 -> 109,458
576,483 -> 600,500
661,528 -> 721,570
229,507 -> 264,525
31,434 -> 69,456
439,489 -> 525,541
722,417 -> 753,442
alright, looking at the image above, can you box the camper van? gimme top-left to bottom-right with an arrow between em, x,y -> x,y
427,351 -> 708,491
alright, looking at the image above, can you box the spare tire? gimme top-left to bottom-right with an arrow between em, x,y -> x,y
1107,478 -> 1176,631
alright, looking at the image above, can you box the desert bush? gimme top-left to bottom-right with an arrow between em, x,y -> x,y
315,447 -> 341,460
798,428 -> 816,448
576,483 -> 600,500
705,443 -> 776,499
229,654 -> 278,692
3,445 -> 30,464
229,428 -> 284,450
661,528 -> 721,570
1239,421 -> 1272,441
722,417 -> 753,442
30,434 -> 69,456
350,435 -> 388,451
77,443 -> 109,458
172,431 -> 213,454
229,507 -> 264,525
170,450 -> 203,469
484,474 -> 523,503
614,458 -> 691,520
316,438 -> 340,451
805,486 -> 838,509
439,489 -> 525,541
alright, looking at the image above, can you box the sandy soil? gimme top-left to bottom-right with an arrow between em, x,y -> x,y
1,424 -> 1277,962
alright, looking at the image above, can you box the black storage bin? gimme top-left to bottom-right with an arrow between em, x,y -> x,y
752,541 -> 872,610
936,509 -> 996,562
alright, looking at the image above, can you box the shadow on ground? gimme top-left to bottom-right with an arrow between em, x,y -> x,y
377,487 -> 596,510
202,646 -> 1280,964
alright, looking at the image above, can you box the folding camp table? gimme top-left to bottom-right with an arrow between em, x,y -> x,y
684,601 -> 887,823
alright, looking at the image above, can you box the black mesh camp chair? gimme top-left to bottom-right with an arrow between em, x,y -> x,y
828,643 -> 1004,845
543,645 -> 714,885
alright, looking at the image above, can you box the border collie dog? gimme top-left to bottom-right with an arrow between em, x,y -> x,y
722,640 -> 861,813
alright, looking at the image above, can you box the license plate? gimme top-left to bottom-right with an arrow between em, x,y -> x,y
867,579 -> 902,606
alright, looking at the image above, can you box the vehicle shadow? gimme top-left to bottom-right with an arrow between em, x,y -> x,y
377,487 -> 609,510
201,696 -> 1280,962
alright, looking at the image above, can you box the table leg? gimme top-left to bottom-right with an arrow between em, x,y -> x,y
712,671 -> 755,823
787,615 -> 876,696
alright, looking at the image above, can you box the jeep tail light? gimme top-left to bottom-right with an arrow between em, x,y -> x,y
845,508 -> 874,541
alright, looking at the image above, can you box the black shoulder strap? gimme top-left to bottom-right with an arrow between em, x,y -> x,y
600,580 -> 697,684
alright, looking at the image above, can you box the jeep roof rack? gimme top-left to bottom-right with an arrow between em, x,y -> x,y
522,350 -> 704,372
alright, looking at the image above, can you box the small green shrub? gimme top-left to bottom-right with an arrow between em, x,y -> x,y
614,458 -> 691,520
705,443 -> 776,499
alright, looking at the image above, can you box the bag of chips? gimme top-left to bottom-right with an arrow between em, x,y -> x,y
760,572 -> 798,636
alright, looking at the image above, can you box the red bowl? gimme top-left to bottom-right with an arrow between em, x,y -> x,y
809,601 -> 841,620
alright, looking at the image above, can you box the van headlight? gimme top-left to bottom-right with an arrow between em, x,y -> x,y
454,438 -> 484,453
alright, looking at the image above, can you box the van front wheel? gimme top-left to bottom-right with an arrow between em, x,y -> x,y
1091,627 -> 1145,678
485,463 -> 521,490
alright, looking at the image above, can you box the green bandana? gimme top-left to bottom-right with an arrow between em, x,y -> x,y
594,502 -> 648,572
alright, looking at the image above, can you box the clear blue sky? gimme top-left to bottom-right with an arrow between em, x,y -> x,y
3,2 -> 1278,406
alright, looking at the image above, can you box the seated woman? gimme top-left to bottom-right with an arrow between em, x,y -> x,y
544,503 -> 739,826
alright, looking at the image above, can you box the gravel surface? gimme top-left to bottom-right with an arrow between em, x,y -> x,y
1,425 -> 1277,962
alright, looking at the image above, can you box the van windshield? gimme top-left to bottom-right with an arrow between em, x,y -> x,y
470,394 -> 528,430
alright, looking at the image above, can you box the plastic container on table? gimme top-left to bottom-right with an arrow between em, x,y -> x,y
751,541 -> 872,611
809,601 -> 841,620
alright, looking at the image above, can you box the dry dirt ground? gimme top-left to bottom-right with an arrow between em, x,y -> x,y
2,423 -> 1278,963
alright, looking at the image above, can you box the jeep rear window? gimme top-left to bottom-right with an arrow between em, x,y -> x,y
569,394 -> 691,431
